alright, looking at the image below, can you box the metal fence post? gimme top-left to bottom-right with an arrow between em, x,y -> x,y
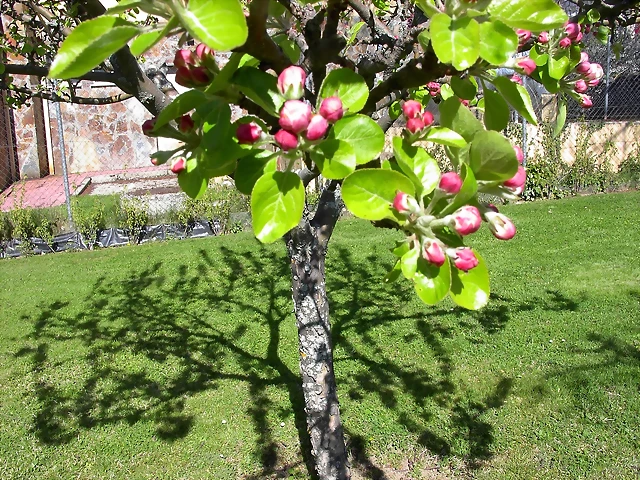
52,82 -> 74,230
521,76 -> 528,167
604,34 -> 612,120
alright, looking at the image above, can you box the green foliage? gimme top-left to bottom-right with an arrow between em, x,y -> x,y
176,184 -> 249,234
72,198 -> 105,248
617,150 -> 640,189
119,196 -> 148,243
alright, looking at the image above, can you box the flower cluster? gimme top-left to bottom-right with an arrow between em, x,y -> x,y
401,100 -> 434,134
235,66 -> 344,152
174,43 -> 218,88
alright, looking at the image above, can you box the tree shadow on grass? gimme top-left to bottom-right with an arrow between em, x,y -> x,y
14,239 -> 586,478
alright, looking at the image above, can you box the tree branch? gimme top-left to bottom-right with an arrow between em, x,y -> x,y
347,0 -> 395,42
4,63 -> 119,83
3,82 -> 134,104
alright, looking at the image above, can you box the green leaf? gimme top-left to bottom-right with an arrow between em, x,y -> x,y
488,0 -> 568,31
197,102 -> 244,178
48,16 -> 140,79
554,96 -> 566,138
251,171 -> 304,243
439,97 -> 484,142
389,101 -> 402,120
451,77 -> 477,100
414,0 -> 441,17
331,115 -> 385,164
587,8 -> 600,23
273,34 -> 302,63
430,14 -> 480,71
347,21 -> 366,46
232,67 -> 284,117
342,169 -> 415,221
478,20 -> 518,65
235,151 -> 277,195
178,158 -> 208,199
423,126 -> 467,147
318,68 -> 369,113
440,83 -> 455,100
106,0 -> 145,14
310,140 -> 356,179
493,76 -> 537,125
206,52 -> 245,94
154,90 -> 208,130
401,246 -> 420,279
414,258 -> 451,305
130,17 -> 178,57
392,137 -> 441,195
174,0 -> 248,51
469,130 -> 518,181
449,251 -> 490,310
548,54 -> 570,80
384,260 -> 403,283
483,89 -> 510,131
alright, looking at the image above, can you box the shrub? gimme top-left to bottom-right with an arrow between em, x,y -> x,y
119,196 -> 148,243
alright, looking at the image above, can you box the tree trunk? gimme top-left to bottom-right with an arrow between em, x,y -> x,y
285,185 -> 350,480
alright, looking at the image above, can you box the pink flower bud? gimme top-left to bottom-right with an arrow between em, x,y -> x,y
195,43 -> 213,62
142,118 -> 156,136
422,111 -> 434,127
423,240 -> 446,267
516,29 -> 531,44
175,67 -> 192,87
584,25 -> 591,34
277,66 -> 306,100
392,191 -> 419,214
573,31 -> 583,43
190,66 -> 211,85
279,100 -> 312,134
236,122 -> 262,144
407,117 -> 425,134
576,61 -> 591,74
504,165 -> 527,189
486,203 -> 499,213
459,98 -> 470,107
402,100 -> 422,119
510,74 -> 523,85
451,206 -> 482,236
579,95 -> 593,109
564,22 -> 581,40
427,81 -> 441,94
513,145 -> 524,164
305,114 -> 329,141
586,63 -> 603,81
580,52 -> 589,63
439,172 -> 462,194
450,247 -> 479,271
559,37 -> 572,48
517,58 -> 536,76
485,212 -> 517,240
319,96 -> 344,122
587,78 -> 600,87
537,31 -> 549,44
174,49 -> 195,69
170,157 -> 187,174
574,79 -> 588,93
179,115 -> 195,133
274,129 -> 299,151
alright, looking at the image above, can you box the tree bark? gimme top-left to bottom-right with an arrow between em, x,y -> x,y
285,186 -> 350,480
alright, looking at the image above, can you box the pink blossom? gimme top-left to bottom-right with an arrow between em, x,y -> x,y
513,145 -> 524,164
422,111 -> 434,126
586,63 -> 604,81
170,157 -> 187,174
504,165 -> 527,189
274,129 -> 299,151
438,172 -> 462,194
559,37 -> 572,48
305,114 -> 329,141
142,118 -> 156,136
174,49 -> 195,69
279,100 -> 312,133
576,61 -> 592,74
190,67 -> 211,85
516,29 -> 531,44
392,192 -> 419,214
423,241 -> 446,267
277,66 -> 306,100
574,79 -> 588,94
510,74 -> 523,85
485,212 -> 517,240
573,31 -> 583,43
236,123 -> 262,144
537,32 -> 549,44
564,22 -> 581,40
451,206 -> 482,236
407,117 -> 425,134
451,248 -> 479,271
580,52 -> 589,63
427,81 -> 441,95
402,100 -> 422,119
179,115 -> 195,133
175,67 -> 192,87
459,98 -> 470,107
195,43 -> 213,62
319,96 -> 344,122
517,58 -> 537,76
579,95 -> 593,109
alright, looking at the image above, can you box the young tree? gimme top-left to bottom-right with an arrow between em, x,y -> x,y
27,0 -> 637,479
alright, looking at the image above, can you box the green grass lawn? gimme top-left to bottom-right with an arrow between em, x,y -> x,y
1,191 -> 639,479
